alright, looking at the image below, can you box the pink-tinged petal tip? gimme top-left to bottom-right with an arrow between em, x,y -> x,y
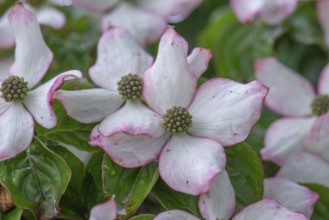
159,135 -> 226,195
233,199 -> 309,220
89,125 -> 169,168
23,70 -> 82,129
189,79 -> 268,146
143,26 -> 197,115
99,101 -> 165,138
230,0 -> 262,24
8,3 -> 54,88
264,177 -> 319,217
199,170 -> 236,220
187,47 -> 212,78
90,198 -> 116,220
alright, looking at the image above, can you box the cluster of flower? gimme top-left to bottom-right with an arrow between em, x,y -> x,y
0,0 -> 328,219
231,0 -> 329,189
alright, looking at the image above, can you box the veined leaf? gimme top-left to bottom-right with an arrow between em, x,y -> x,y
0,139 -> 71,219
225,142 -> 264,207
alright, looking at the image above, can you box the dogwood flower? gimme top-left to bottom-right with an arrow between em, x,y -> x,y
55,26 -> 215,194
69,0 -> 202,45
85,27 -> 267,195
54,27 -> 158,154
89,198 -> 116,220
230,0 -> 298,25
255,57 -> 329,166
154,171 -> 313,220
0,3 -> 81,160
0,2 -> 65,49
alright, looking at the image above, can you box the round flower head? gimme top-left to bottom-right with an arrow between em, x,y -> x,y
70,0 -> 202,45
154,171 -> 311,220
0,3 -> 81,160
89,27 -> 267,195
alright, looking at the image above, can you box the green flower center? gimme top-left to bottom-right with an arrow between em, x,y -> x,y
0,75 -> 28,102
117,73 -> 142,100
163,106 -> 193,134
311,95 -> 329,116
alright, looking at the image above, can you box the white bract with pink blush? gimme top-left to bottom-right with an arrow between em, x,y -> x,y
154,171 -> 313,220
54,26 -> 216,195
230,0 -> 297,25
85,27 -> 268,195
0,2 -> 66,49
255,57 -> 329,187
0,4 -> 81,160
70,0 -> 202,45
89,198 -> 116,220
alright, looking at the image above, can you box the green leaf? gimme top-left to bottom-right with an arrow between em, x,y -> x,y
41,10 -> 100,82
129,214 -> 155,220
245,108 -> 280,154
275,36 -> 327,85
2,208 -> 23,220
286,2 -> 323,46
35,100 -> 97,152
0,0 -> 15,15
304,184 -> 329,220
102,155 -> 159,218
174,0 -> 224,48
80,152 -> 105,210
198,7 -> 282,82
0,139 -> 71,219
152,178 -> 201,217
48,145 -> 87,219
225,142 -> 264,207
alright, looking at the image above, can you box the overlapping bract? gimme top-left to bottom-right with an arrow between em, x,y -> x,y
57,25 -> 267,195
0,4 -> 81,160
154,172 -> 315,220
255,57 -> 329,187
